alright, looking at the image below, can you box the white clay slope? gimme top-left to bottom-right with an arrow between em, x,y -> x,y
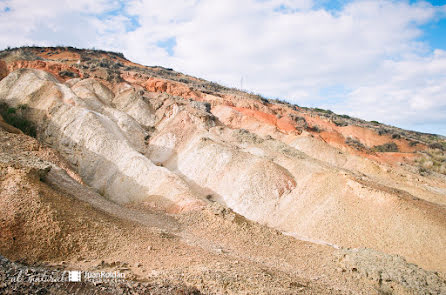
1,68 -> 445,273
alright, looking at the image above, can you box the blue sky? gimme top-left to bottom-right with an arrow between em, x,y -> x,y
419,17 -> 446,49
0,0 -> 446,135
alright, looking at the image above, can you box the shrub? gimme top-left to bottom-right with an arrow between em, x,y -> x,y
377,128 -> 389,136
0,103 -> 36,137
418,167 -> 429,175
306,125 -> 321,133
372,142 -> 399,153
270,98 -> 290,106
429,143 -> 445,151
332,118 -> 348,127
416,150 -> 446,175
314,108 -> 333,114
345,137 -> 366,150
99,61 -> 110,68
250,94 -> 269,104
190,101 -> 211,113
288,114 -> 307,129
59,70 -> 78,78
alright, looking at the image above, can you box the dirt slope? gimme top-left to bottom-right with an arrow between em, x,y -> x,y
0,46 -> 445,294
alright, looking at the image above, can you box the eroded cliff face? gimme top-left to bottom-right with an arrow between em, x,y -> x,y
0,47 -> 445,294
0,60 -> 7,80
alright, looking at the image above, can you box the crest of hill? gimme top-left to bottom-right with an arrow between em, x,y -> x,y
1,46 -> 444,143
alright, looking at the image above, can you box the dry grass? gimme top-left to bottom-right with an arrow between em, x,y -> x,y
416,149 -> 446,175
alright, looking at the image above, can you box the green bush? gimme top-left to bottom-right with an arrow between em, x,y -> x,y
377,128 -> 389,136
313,108 -> 333,114
429,143 -> 445,151
372,142 -> 399,153
345,137 -> 366,150
0,103 -> 36,137
332,118 -> 348,127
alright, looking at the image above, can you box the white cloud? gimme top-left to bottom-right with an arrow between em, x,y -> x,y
1,0 -> 446,134
0,0 -> 119,48
341,49 -> 446,128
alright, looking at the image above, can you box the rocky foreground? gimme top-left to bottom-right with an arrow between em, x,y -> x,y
0,255 -> 202,295
0,47 -> 445,294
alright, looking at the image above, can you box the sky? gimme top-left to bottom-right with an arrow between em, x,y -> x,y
0,0 -> 446,135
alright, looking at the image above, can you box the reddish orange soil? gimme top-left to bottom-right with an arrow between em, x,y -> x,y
0,47 -> 434,171
8,60 -> 82,82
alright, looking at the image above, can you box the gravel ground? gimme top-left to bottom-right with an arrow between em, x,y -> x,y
0,255 -> 202,295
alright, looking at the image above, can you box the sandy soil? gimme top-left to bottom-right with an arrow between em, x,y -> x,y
0,47 -> 445,294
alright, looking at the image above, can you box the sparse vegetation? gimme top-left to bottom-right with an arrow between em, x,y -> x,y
378,128 -> 389,136
1,45 -> 445,154
1,46 -> 446,295
313,108 -> 333,115
59,70 -> 78,78
372,142 -> 399,153
429,142 -> 445,151
306,125 -> 322,133
416,149 -> 446,175
288,114 -> 308,129
0,45 -> 126,60
249,93 -> 269,104
0,103 -> 36,137
233,128 -> 264,144
332,118 -> 348,127
345,137 -> 366,150
269,98 -> 291,106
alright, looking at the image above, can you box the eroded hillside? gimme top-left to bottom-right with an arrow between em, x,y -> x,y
0,46 -> 445,294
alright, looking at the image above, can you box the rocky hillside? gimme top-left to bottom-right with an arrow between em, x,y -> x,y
0,46 -> 445,294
